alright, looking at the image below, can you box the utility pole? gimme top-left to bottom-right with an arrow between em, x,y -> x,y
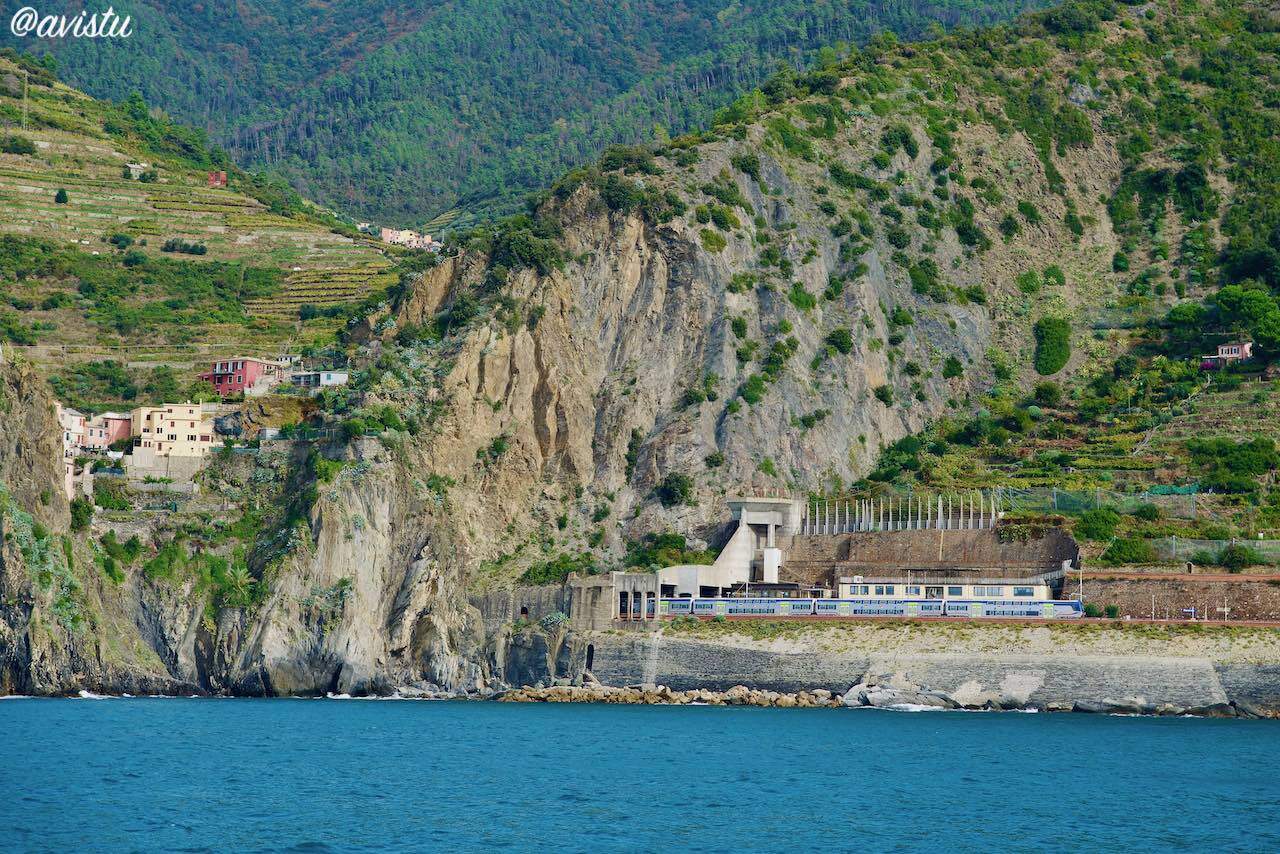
22,69 -> 28,130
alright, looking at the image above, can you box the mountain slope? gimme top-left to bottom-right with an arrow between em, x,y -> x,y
10,0 -> 1054,225
1,0 -> 1278,696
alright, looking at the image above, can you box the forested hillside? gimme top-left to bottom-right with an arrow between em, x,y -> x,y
9,0 -> 1052,226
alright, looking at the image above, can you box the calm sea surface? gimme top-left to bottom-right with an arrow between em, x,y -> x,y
1,697 -> 1277,852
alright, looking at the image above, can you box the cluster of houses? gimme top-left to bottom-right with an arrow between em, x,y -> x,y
371,226 -> 440,252
56,402 -> 215,498
198,356 -> 348,399
53,355 -> 350,499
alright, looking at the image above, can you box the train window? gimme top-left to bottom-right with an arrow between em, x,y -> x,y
975,586 -> 1003,596
1014,586 -> 1034,597
947,586 -> 964,597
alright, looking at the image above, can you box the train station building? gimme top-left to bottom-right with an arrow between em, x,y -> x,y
569,493 -> 1081,623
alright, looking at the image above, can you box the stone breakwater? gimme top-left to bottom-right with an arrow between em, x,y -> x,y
498,678 -> 1275,717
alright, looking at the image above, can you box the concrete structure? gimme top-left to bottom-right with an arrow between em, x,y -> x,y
126,403 -> 215,482
798,491 -> 999,533
55,403 -> 85,499
200,357 -> 290,398
576,492 -> 1079,619
649,496 -> 800,598
1201,341 -> 1253,370
784,525 -> 1079,604
207,171 -> 227,188
124,162 -> 149,179
82,411 -> 132,450
290,370 -> 349,393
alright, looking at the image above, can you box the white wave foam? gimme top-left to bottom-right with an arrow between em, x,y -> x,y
886,703 -> 946,712
76,690 -> 111,700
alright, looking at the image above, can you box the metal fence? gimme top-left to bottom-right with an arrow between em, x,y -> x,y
994,487 -> 1200,520
1146,537 -> 1280,562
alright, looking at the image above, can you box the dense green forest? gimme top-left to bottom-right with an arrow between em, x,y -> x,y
9,0 -> 1052,226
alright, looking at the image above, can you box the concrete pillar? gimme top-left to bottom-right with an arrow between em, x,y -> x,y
767,522 -> 775,548
947,495 -> 952,530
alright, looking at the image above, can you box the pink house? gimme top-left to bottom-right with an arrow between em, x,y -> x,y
200,357 -> 288,398
83,411 -> 133,450
1201,341 -> 1254,371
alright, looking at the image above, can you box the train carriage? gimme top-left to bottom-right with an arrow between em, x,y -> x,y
661,596 -> 1083,620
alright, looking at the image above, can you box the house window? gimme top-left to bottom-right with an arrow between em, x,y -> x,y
906,585 -> 921,596
846,585 -> 869,596
947,586 -> 964,597
975,586 -> 1004,597
1014,586 -> 1034,597
874,585 -> 895,596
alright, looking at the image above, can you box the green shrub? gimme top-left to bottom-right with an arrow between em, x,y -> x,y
942,356 -> 963,378
70,497 -> 93,532
873,384 -> 894,405
54,188 -> 68,204
825,328 -> 854,354
0,134 -> 37,155
1131,503 -> 1161,522
1033,381 -> 1062,406
655,473 -> 694,507
625,532 -> 714,569
886,225 -> 911,248
1076,508 -> 1120,541
787,282 -> 816,311
1104,604 -> 1121,619
1033,316 -> 1071,375
1099,537 -> 1155,565
699,228 -> 727,252
1016,270 -> 1042,294
1217,544 -> 1266,573
520,552 -> 597,584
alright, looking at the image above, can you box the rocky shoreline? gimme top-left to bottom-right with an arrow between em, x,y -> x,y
498,678 -> 1276,718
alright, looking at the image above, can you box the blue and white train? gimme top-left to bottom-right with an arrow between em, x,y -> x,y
655,597 -> 1084,619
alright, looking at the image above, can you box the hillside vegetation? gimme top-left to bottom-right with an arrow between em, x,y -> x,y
11,0 -> 1054,225
0,52 -> 420,410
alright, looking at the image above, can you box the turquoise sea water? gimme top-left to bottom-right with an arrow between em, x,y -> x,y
1,698 -> 1278,852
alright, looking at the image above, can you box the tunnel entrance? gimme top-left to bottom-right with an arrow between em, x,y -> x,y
585,644 -> 595,672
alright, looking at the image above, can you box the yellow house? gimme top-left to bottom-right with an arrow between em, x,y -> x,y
130,403 -> 214,458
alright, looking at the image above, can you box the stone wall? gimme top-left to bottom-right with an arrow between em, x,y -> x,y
573,629 -> 1280,711
1083,576 -> 1280,621
470,584 -> 568,633
780,527 -> 1078,585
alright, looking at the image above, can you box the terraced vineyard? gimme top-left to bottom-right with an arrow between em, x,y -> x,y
0,54 -> 397,382
243,262 -> 398,322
